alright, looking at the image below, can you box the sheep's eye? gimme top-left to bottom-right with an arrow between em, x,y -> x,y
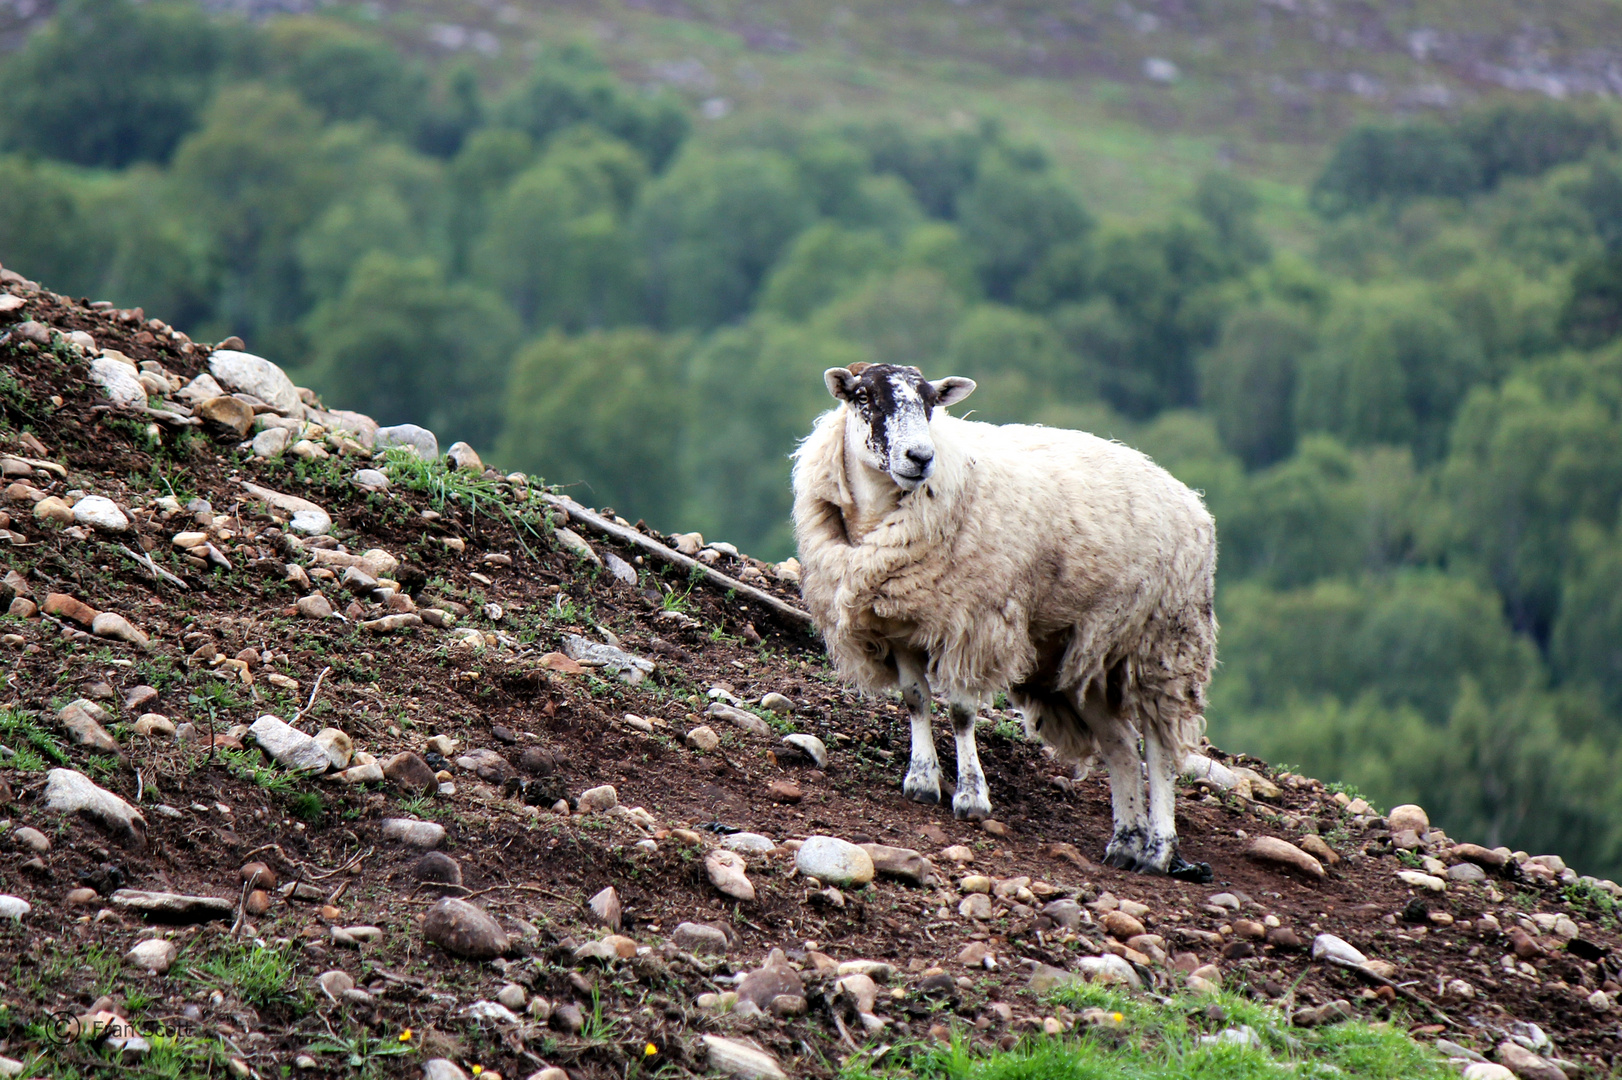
854,390 -> 868,404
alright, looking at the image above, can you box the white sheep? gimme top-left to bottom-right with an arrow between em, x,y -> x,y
791,363 -> 1217,879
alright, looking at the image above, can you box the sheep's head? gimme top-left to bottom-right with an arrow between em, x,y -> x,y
824,363 -> 975,491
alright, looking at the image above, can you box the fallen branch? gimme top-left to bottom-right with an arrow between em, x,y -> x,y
1323,955 -> 1455,1027
538,493 -> 815,629
117,543 -> 189,591
292,665 -> 331,726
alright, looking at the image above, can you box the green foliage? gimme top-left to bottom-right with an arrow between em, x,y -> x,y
0,708 -> 69,771
188,940 -> 302,1010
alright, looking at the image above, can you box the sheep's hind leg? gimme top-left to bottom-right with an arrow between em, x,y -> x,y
1089,710 -> 1151,872
895,649 -> 942,805
949,698 -> 991,821
1143,727 -> 1213,883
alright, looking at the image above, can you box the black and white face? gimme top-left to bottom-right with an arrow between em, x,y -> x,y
824,363 -> 976,491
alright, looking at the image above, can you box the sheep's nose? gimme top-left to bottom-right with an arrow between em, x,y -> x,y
905,447 -> 934,469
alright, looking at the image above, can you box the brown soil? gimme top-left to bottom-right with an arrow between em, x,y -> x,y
1,282 -> 1619,1078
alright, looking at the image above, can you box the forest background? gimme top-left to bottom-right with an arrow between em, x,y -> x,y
6,0 -> 1622,877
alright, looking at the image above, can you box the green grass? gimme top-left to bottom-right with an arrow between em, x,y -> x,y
845,985 -> 1455,1080
0,707 -> 69,771
215,748 -> 301,796
187,940 -> 304,1011
378,445 -> 551,556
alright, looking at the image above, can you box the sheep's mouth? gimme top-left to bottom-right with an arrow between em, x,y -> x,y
891,467 -> 928,489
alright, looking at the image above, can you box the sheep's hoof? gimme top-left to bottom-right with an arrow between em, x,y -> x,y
1167,857 -> 1214,884
952,791 -> 991,821
1103,830 -> 1149,871
903,773 -> 942,805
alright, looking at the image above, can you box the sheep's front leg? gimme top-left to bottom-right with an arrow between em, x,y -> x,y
895,649 -> 942,805
949,698 -> 991,821
1142,730 -> 1212,882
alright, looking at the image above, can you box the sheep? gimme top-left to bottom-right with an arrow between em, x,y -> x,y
791,362 -> 1217,880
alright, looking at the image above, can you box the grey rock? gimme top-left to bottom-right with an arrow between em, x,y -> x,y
708,702 -> 770,737
314,727 -> 352,769
44,768 -> 145,847
251,427 -> 291,458
671,921 -> 729,955
422,898 -> 509,959
603,552 -> 638,586
445,442 -> 483,472
127,938 -> 177,973
296,593 -> 333,619
553,528 -> 601,565
90,358 -> 147,409
0,896 -> 30,920
737,954 -> 803,1009
13,826 -> 49,853
238,481 -> 331,536
577,784 -> 618,813
1447,862 -> 1488,884
496,983 -> 528,1011
721,832 -> 777,853
588,886 -> 622,930
249,715 -> 332,772
422,1059 -> 469,1080
1311,933 -> 1368,966
375,424 -> 439,461
795,836 -> 874,887
563,634 -> 653,684
1041,898 -> 1084,929
175,372 -> 225,406
352,468 -> 389,490
780,733 -> 827,768
383,752 -> 439,794
454,749 -> 514,785
702,1035 -> 788,1080
859,843 -> 933,885
110,890 -> 234,921
60,700 -> 119,751
92,612 -> 149,649
382,818 -> 446,849
72,495 -> 128,532
759,692 -> 795,714
412,851 -> 463,887
209,350 -> 301,415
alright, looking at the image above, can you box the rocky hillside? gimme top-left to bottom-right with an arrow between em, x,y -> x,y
0,264 -> 1620,1080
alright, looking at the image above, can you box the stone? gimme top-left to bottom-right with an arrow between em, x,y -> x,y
1448,862 -> 1488,883
1102,910 -> 1146,940
383,818 -> 446,849
701,1035 -> 787,1080
722,832 -> 776,853
238,482 -> 331,536
44,768 -> 145,847
352,468 -> 389,489
1495,1042 -> 1566,1080
1298,834 -> 1339,865
709,702 -> 771,737
423,898 -> 509,959
72,495 -> 128,532
375,424 -> 439,461
92,612 -> 148,649
197,396 -> 256,439
564,635 -> 654,683
383,752 -> 438,795
671,922 -> 728,955
249,715 -> 332,772
1463,1066 -> 1518,1080
1451,843 -> 1509,869
686,725 -> 720,752
296,593 -> 333,619
314,728 -> 352,769
422,1059 -> 469,1080
1387,804 -> 1429,834
110,890 -> 234,921
13,826 -> 49,854
603,552 -> 638,586
588,886 -> 622,930
127,939 -> 177,974
32,496 -> 73,525
59,700 -> 119,751
1041,899 -> 1083,929
575,784 -> 618,813
0,896 -> 30,920
705,848 -> 756,901
959,893 -> 993,919
43,592 -> 98,626
940,844 -> 974,863
554,528 -> 600,564
1245,836 -> 1326,879
445,441 -> 482,471
252,427 -> 291,458
859,844 -> 933,885
1311,933 -> 1367,966
455,749 -> 514,785
209,350 -> 301,415
796,835 -> 875,888
1397,870 -> 1447,892
737,954 -> 803,1009
89,356 -> 148,409
66,887 -> 100,906
767,780 -> 802,803
413,851 -> 464,887
780,733 -> 828,768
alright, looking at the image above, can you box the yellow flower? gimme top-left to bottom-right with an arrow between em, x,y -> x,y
399,1029 -> 413,1043
471,1067 -> 483,1076
1111,1012 -> 1124,1023
644,1043 -> 658,1057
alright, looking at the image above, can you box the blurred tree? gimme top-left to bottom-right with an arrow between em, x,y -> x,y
636,148 -> 814,329
813,268 -> 964,369
301,251 -> 519,444
957,151 -> 1092,301
447,129 -> 538,273
1198,303 -> 1313,468
262,19 -> 428,139
474,129 -> 646,331
1311,122 -> 1480,218
497,328 -> 691,529
942,304 -> 1076,422
1194,171 -> 1271,267
1553,526 -> 1622,714
0,0 -> 227,168
500,45 -> 689,172
0,158 -> 96,294
757,224 -> 892,321
845,120 -> 995,220
1457,102 -> 1614,190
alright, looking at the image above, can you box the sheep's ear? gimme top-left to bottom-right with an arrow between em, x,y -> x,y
931,376 -> 976,407
824,367 -> 860,402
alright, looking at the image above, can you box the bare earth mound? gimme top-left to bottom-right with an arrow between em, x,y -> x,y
0,268 -> 1618,1078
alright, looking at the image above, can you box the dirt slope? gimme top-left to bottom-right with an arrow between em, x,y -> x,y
0,270 -> 1619,1079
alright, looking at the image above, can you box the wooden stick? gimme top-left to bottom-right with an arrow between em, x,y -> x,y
1323,956 -> 1456,1027
538,493 -> 815,629
117,543 -> 189,591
